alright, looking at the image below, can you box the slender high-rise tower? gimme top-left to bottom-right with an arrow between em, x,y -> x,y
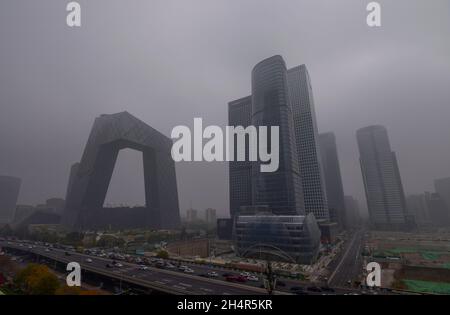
435,177 -> 450,213
357,125 -> 408,230
319,132 -> 346,228
0,176 -> 21,224
251,55 -> 304,215
288,65 -> 329,221
228,96 -> 253,218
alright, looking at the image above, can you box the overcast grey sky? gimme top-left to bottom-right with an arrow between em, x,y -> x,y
1,0 -> 449,217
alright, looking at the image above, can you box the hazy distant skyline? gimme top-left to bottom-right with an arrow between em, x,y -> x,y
1,1 -> 450,217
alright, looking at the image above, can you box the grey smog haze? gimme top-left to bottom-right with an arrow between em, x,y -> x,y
1,0 -> 449,218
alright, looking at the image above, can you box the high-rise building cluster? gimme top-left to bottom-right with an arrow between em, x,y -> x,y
229,58 -> 338,226
228,55 -> 343,264
406,177 -> 450,228
185,208 -> 217,227
227,54 -> 450,264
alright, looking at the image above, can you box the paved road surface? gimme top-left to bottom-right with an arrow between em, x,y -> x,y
328,230 -> 365,288
1,241 -> 272,295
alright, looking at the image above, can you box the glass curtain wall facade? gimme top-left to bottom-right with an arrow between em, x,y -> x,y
251,55 -> 304,215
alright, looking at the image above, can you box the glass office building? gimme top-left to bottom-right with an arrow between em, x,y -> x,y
251,55 -> 304,216
288,65 -> 329,221
319,132 -> 346,228
0,176 -> 21,224
228,96 -> 253,218
357,125 -> 408,230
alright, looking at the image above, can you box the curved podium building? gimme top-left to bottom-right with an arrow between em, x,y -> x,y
234,213 -> 321,264
62,112 -> 180,230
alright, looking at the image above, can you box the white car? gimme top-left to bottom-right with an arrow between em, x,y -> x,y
246,275 -> 259,282
115,263 -> 123,267
184,268 -> 194,273
207,271 -> 219,277
139,265 -> 149,271
45,248 -> 50,252
86,258 -> 93,263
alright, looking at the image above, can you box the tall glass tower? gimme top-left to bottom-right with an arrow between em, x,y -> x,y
288,65 -> 329,221
357,125 -> 408,230
251,55 -> 304,215
228,96 -> 253,218
319,132 -> 346,228
0,176 -> 21,224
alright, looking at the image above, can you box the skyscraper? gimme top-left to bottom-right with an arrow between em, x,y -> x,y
251,55 -> 304,215
357,125 -> 408,230
424,192 -> 450,227
205,208 -> 217,226
288,65 -> 329,221
319,132 -> 346,228
228,96 -> 253,218
186,208 -> 198,222
344,196 -> 361,228
228,56 -> 321,264
63,112 -> 180,230
0,176 -> 21,224
434,177 -> 450,211
406,194 -> 431,226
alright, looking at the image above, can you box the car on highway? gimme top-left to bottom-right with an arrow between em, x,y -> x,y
139,265 -> 149,271
307,286 -> 322,293
225,275 -> 247,283
321,286 -> 335,293
115,263 -> 123,268
154,262 -> 165,268
207,271 -> 219,278
64,251 -> 71,256
183,268 -> 195,273
246,275 -> 259,282
85,258 -> 93,263
164,263 -> 176,269
45,248 -> 51,252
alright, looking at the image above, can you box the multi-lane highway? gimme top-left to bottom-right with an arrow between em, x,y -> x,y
1,239 -> 368,295
0,240 -> 285,295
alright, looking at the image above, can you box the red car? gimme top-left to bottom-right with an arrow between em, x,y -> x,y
225,275 -> 247,283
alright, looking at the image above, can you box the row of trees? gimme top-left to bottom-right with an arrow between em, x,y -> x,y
13,264 -> 99,295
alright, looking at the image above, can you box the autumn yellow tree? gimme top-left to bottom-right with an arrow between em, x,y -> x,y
14,264 -> 60,295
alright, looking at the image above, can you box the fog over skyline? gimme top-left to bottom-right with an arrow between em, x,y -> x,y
1,0 -> 449,218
